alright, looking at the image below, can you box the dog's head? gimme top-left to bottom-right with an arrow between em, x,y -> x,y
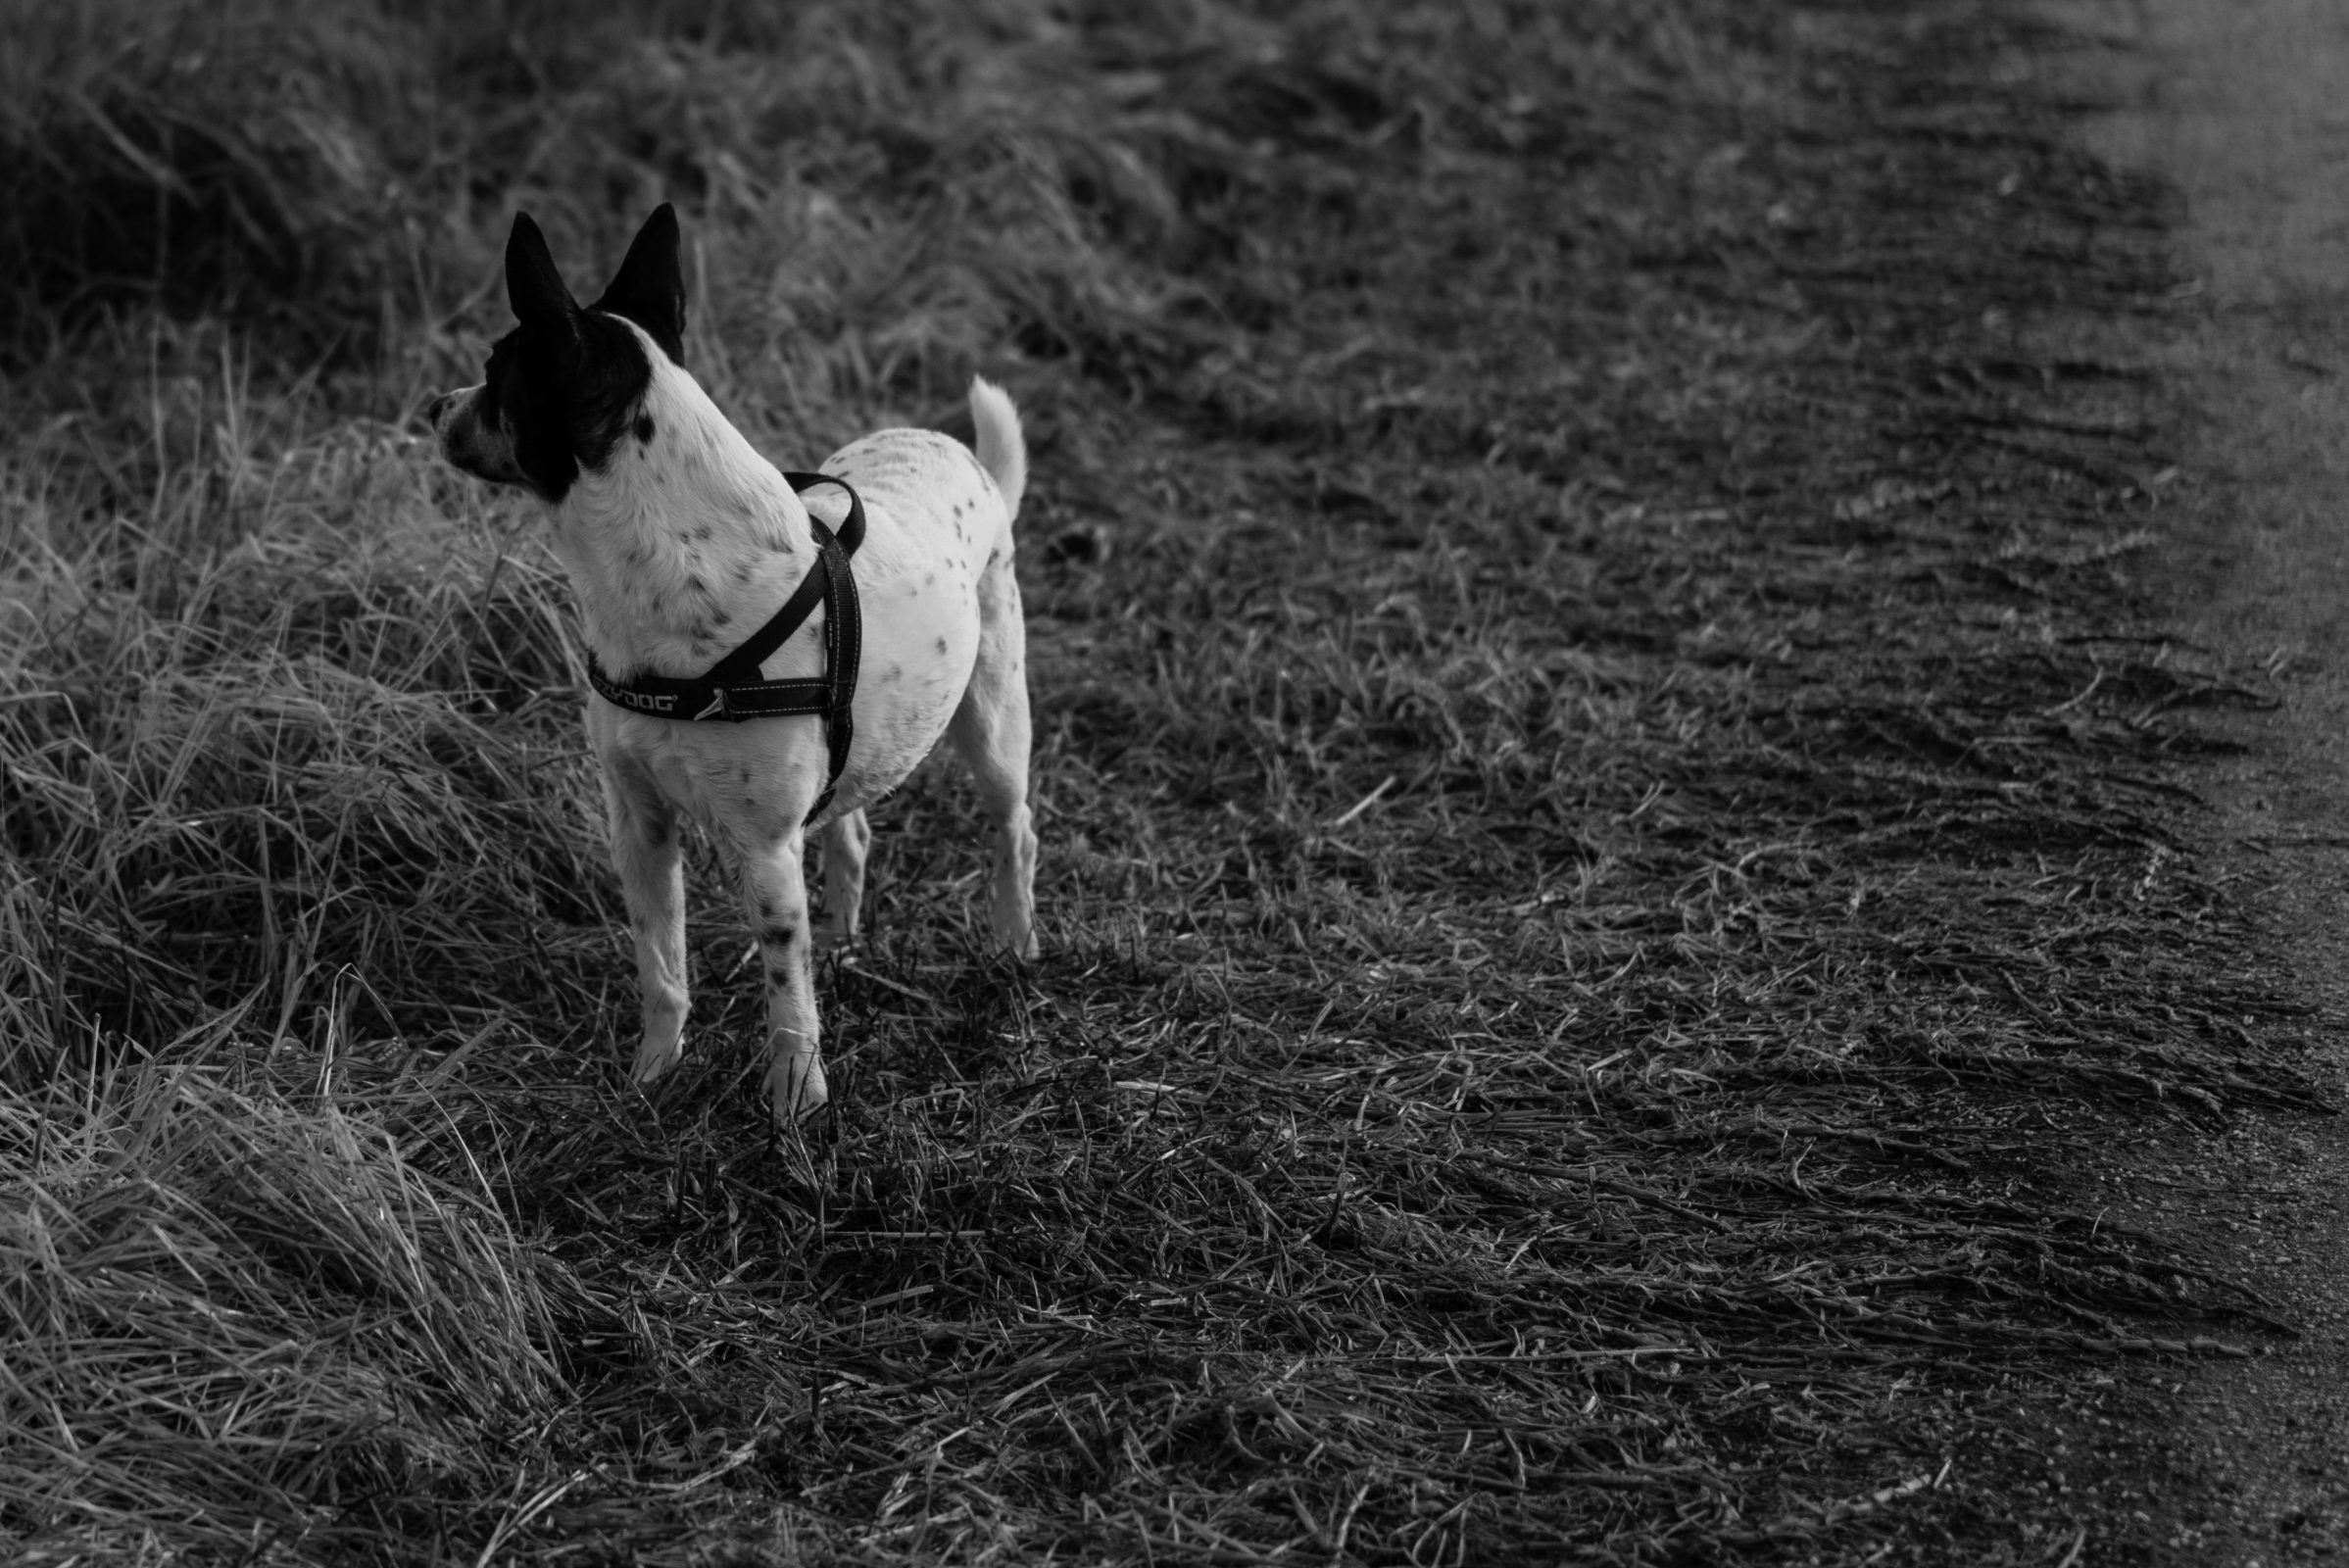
428,205 -> 688,504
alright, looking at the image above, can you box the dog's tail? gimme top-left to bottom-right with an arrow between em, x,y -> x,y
968,375 -> 1026,523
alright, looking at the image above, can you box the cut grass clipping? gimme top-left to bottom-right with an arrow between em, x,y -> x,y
0,0 -> 2300,1563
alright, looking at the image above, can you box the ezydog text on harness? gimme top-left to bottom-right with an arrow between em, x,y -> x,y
586,471 -> 865,819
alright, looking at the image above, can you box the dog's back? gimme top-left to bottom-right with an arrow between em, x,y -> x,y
783,380 -> 1028,809
812,377 -> 1024,570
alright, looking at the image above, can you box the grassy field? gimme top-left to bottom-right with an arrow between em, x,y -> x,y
0,0 -> 2313,1562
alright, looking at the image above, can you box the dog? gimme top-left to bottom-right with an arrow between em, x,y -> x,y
428,204 -> 1038,1121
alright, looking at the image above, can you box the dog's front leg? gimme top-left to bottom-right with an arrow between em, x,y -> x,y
605,766 -> 690,1083
739,829 -> 828,1120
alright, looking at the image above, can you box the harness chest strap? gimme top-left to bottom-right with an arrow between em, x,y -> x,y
585,471 -> 865,817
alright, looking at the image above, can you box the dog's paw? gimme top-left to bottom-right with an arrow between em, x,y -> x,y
988,914 -> 1038,962
768,1053 -> 830,1123
629,1041 -> 686,1084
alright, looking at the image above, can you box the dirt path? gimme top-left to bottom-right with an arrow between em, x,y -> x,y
2076,0 -> 2349,1558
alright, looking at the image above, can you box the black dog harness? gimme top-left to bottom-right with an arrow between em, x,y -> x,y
586,471 -> 865,819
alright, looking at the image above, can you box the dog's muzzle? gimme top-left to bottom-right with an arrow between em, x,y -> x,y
430,385 -> 526,487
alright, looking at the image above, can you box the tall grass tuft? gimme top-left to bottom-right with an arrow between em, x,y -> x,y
0,0 -> 1212,408
1,1062 -> 571,1560
0,0 -> 421,347
0,320 -> 610,1074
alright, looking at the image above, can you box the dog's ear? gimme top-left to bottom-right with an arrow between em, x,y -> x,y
506,212 -> 581,333
591,203 -> 686,365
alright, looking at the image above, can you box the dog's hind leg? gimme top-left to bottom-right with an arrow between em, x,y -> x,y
815,808 -> 871,951
947,554 -> 1039,959
738,828 -> 829,1120
605,762 -> 690,1083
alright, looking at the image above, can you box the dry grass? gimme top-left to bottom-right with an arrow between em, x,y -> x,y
0,0 -> 2303,1562
1,1063 -> 570,1562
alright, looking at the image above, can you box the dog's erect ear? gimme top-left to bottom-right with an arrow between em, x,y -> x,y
591,203 -> 686,364
506,212 -> 581,332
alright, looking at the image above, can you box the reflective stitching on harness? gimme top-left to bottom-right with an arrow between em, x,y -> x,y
585,471 -> 866,820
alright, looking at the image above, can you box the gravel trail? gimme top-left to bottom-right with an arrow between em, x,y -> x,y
2081,2 -> 2349,1558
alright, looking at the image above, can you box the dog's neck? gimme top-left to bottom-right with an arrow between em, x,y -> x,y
543,335 -> 812,679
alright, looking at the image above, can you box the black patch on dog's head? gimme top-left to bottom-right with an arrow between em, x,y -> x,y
475,212 -> 659,503
634,414 -> 656,444
590,204 -> 687,366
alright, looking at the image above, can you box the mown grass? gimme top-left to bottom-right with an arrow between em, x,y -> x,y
0,0 -> 2301,1562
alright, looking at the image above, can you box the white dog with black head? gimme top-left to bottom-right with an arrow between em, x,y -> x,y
429,204 -> 1038,1122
